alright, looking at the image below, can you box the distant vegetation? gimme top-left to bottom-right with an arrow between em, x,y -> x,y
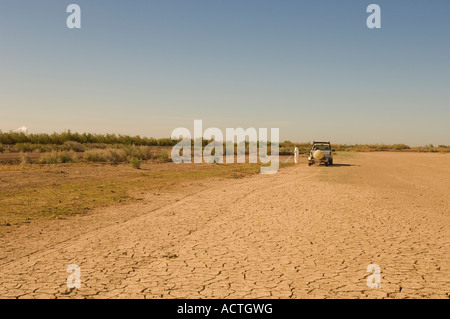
0,130 -> 175,146
279,142 -> 449,154
0,131 -> 448,165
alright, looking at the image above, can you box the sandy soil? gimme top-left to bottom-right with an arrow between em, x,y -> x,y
0,152 -> 448,299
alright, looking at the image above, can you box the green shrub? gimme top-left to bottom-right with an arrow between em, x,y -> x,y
130,157 -> 142,169
40,152 -> 59,164
83,149 -> 108,163
15,143 -> 35,152
156,151 -> 170,162
83,149 -> 128,164
39,151 -> 77,164
106,149 -> 127,164
60,151 -> 77,163
121,145 -> 152,160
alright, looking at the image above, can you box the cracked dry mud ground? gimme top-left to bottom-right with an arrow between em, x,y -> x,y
0,152 -> 449,299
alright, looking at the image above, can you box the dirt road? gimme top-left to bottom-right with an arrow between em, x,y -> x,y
0,152 -> 449,299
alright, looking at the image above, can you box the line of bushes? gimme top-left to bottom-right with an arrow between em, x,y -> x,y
12,145 -> 171,167
83,145 -> 156,163
1,130 -> 448,154
31,147 -> 171,166
0,130 -> 176,146
0,131 -> 280,150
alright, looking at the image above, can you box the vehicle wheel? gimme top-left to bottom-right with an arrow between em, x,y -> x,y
308,163 -> 312,166
329,160 -> 333,166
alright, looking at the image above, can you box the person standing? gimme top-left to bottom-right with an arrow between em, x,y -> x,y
294,146 -> 299,164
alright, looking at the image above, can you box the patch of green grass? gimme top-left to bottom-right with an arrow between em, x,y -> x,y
130,157 -> 142,169
0,180 -> 130,224
0,162 -> 267,228
39,151 -> 77,164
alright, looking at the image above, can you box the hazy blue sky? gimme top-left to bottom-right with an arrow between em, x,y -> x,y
1,0 -> 449,145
